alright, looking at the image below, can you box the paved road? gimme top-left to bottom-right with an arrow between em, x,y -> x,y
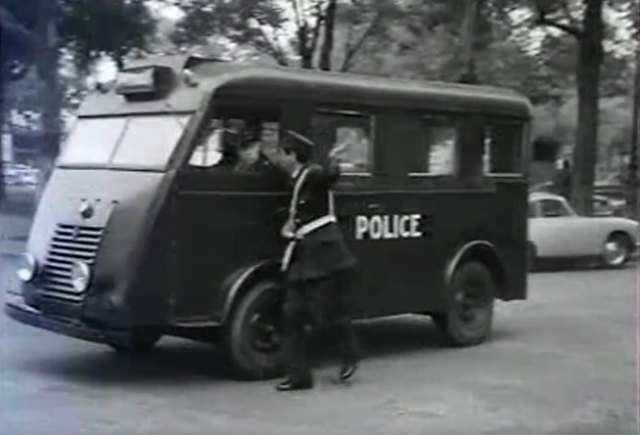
1,255 -> 638,435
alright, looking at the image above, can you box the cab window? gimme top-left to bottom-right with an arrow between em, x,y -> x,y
409,117 -> 458,175
59,115 -> 189,169
112,116 -> 188,168
188,117 -> 280,174
311,111 -> 373,174
483,123 -> 523,174
59,118 -> 126,166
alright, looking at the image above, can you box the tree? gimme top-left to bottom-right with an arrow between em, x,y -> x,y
1,0 -> 156,198
533,0 -> 605,215
0,5 -> 37,203
58,0 -> 157,69
488,0 -> 634,215
627,1 -> 639,218
171,0 -> 391,71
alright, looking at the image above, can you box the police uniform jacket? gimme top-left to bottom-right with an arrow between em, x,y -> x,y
282,163 -> 357,282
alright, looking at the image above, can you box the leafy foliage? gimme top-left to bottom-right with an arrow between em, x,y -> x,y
58,0 -> 156,68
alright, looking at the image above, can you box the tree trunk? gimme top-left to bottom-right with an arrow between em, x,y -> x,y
297,22 -> 313,69
627,23 -> 639,219
571,0 -> 603,216
35,0 -> 60,203
458,0 -> 478,84
319,0 -> 337,71
0,60 -> 6,206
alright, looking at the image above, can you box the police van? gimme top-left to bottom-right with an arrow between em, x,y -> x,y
6,55 -> 532,378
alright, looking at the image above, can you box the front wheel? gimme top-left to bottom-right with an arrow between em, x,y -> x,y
433,261 -> 495,347
224,280 -> 284,380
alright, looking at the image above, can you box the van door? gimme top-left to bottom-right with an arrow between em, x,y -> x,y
173,110 -> 287,322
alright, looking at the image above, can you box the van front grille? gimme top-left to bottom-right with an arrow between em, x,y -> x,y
39,224 -> 104,302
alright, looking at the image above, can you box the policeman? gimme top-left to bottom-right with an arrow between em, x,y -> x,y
265,129 -> 360,391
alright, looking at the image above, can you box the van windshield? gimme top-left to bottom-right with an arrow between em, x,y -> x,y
58,115 -> 190,170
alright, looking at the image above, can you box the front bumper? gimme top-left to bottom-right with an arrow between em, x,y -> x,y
4,293 -> 128,345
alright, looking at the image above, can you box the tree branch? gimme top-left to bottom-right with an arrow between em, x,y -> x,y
340,11 -> 381,72
319,0 -> 336,71
560,2 -> 581,30
251,18 -> 290,66
309,1 -> 325,57
289,0 -> 304,30
535,8 -> 582,38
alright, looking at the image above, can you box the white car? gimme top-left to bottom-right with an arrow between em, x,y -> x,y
528,192 -> 639,268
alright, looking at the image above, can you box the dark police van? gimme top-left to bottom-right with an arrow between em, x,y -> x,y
5,55 -> 532,379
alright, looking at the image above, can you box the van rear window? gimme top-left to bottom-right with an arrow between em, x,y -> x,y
483,123 -> 523,174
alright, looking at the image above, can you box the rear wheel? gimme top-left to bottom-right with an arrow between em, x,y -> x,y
224,280 -> 284,380
433,261 -> 495,347
601,233 -> 631,268
108,328 -> 162,355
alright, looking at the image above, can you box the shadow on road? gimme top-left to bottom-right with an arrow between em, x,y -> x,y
15,315 -> 517,386
19,340 -> 235,387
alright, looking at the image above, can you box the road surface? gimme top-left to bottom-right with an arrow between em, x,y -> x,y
1,254 -> 638,435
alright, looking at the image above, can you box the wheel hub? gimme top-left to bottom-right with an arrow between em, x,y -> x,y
250,313 -> 280,352
604,240 -> 626,266
455,281 -> 489,325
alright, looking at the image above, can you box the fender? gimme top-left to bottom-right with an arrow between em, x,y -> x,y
444,240 -> 508,298
219,259 -> 282,324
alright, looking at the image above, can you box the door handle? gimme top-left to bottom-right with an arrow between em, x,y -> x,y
367,203 -> 382,211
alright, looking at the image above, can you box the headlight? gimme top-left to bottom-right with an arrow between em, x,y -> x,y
70,261 -> 92,293
16,253 -> 38,282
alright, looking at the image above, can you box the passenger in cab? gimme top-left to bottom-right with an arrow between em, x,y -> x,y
234,121 -> 271,173
264,130 -> 360,392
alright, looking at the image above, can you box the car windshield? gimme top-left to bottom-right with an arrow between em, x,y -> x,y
58,115 -> 190,170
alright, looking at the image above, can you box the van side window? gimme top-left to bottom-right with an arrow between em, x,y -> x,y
188,118 -> 280,174
410,118 -> 458,175
483,123 -> 523,174
311,112 -> 372,174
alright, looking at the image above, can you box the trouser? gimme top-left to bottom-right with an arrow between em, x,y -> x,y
281,268 -> 360,382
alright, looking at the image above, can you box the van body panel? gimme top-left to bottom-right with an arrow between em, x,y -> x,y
21,169 -> 170,327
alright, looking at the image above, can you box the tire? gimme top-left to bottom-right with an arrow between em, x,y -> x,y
108,328 -> 162,355
433,261 -> 495,347
224,280 -> 284,380
601,233 -> 631,268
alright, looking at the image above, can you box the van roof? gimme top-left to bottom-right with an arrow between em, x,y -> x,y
78,55 -> 533,119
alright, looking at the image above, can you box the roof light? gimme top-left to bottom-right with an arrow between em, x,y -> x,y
115,67 -> 156,96
114,65 -> 176,100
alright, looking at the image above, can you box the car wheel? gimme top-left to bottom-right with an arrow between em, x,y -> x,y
433,261 -> 495,347
108,328 -> 162,355
224,280 -> 284,380
601,233 -> 631,268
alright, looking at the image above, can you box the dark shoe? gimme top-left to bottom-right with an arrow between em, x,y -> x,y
276,378 -> 314,391
339,361 -> 358,382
